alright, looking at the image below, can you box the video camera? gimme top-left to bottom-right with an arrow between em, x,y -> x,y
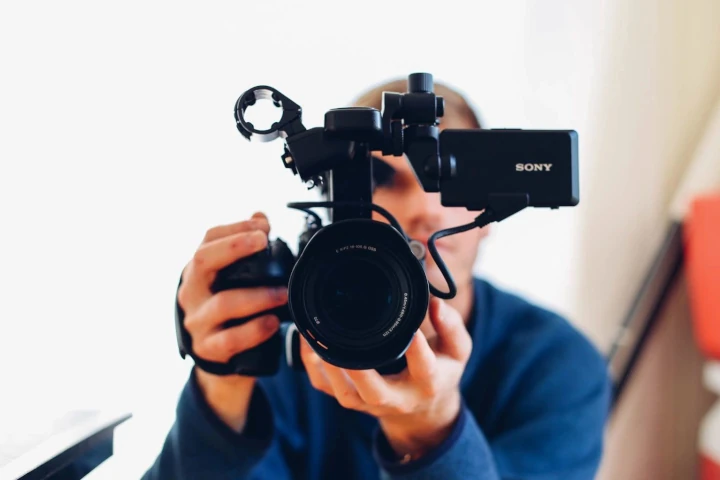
175,73 -> 579,376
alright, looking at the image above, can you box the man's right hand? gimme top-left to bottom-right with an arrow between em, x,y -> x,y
176,211 -> 289,432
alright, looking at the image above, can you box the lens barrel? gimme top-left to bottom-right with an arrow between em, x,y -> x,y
287,219 -> 428,370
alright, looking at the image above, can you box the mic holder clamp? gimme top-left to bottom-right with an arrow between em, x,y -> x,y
235,86 -> 306,142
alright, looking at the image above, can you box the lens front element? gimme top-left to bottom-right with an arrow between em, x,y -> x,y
287,219 -> 429,370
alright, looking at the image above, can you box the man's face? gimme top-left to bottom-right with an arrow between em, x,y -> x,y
370,116 -> 490,293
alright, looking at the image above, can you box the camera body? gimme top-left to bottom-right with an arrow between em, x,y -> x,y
175,73 -> 580,377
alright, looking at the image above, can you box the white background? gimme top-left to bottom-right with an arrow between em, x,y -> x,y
6,0 -> 707,474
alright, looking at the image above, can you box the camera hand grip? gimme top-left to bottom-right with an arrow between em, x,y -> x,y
175,239 -> 296,376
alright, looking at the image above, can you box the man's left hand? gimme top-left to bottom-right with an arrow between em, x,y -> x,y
300,297 -> 473,460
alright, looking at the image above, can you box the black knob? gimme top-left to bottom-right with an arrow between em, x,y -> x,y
408,73 -> 433,93
325,107 -> 382,142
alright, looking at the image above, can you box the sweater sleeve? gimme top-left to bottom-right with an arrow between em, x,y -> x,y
373,399 -> 501,480
140,369 -> 292,480
485,317 -> 612,480
373,313 -> 611,480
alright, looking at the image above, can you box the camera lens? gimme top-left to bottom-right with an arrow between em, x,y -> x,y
287,219 -> 428,371
319,258 -> 394,332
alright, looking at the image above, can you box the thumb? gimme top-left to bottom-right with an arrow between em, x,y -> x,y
428,297 -> 472,361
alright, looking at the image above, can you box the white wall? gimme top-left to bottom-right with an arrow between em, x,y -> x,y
573,0 -> 720,351
0,0 -> 640,473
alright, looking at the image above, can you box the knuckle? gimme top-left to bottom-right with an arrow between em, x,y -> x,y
177,284 -> 192,310
217,331 -> 240,355
230,235 -> 260,257
338,393 -> 359,409
309,378 -> 331,396
191,249 -> 208,271
193,340 -> 215,361
180,264 -> 192,284
422,379 -> 439,398
423,358 -> 438,378
208,291 -> 242,323
201,297 -> 221,324
183,312 -> 202,332
307,376 -> 320,389
395,402 -> 415,415
203,226 -> 221,242
459,339 -> 473,361
210,291 -> 232,317
310,378 -> 327,394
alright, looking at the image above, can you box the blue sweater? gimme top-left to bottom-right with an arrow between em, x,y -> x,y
142,277 -> 611,479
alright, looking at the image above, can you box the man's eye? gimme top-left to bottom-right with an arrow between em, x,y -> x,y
371,156 -> 396,189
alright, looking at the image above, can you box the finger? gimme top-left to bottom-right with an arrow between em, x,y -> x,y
404,330 -> 438,389
202,215 -> 271,244
181,231 -> 267,311
177,266 -> 209,313
429,298 -> 472,361
192,230 -> 268,277
180,224 -> 270,312
193,314 -> 280,363
300,338 -> 333,396
417,306 -> 440,352
186,287 -> 288,333
345,369 -> 395,408
178,216 -> 271,315
323,363 -> 364,410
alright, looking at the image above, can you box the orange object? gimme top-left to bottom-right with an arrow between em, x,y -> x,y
700,363 -> 720,480
684,193 -> 720,360
701,451 -> 720,480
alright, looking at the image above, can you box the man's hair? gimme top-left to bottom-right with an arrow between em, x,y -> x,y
349,77 -> 483,129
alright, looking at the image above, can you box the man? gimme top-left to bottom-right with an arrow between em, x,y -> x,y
143,79 -> 611,479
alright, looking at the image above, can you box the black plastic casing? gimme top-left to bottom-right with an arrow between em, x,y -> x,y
439,129 -> 579,210
288,219 -> 428,372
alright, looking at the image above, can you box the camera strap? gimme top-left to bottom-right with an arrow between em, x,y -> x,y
174,274 -> 239,376
174,272 -> 286,376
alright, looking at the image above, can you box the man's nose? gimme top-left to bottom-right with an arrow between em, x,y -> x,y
404,187 -> 444,232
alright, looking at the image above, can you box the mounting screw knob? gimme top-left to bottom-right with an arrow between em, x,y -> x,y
408,73 -> 434,93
